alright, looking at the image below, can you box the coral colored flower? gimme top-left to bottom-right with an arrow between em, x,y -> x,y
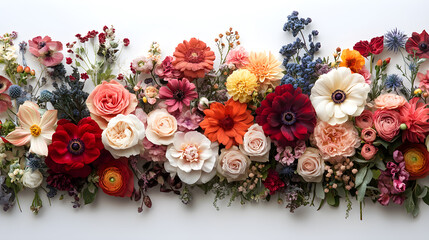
86,80 -> 138,129
361,128 -> 377,143
400,98 -> 429,143
355,110 -> 373,129
172,38 -> 215,79
263,169 -> 285,195
245,51 -> 283,90
417,70 -> 429,91
226,69 -> 258,103
399,143 -> 429,180
339,49 -> 365,73
28,36 -> 64,67
405,30 -> 429,58
256,84 -> 316,146
98,157 -> 134,197
159,78 -> 198,113
373,109 -> 401,142
225,47 -> 249,68
361,143 -> 377,160
46,118 -> 103,178
311,67 -> 370,125
0,76 -> 12,94
154,56 -> 182,80
374,93 -> 407,110
353,36 -> 384,57
6,101 -> 57,156
200,99 -> 254,149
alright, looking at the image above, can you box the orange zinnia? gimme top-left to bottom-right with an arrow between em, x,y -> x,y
200,99 -> 254,149
339,49 -> 365,73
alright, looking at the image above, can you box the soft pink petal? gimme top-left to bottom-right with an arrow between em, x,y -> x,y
40,110 -> 57,131
5,128 -> 31,146
29,137 -> 48,156
17,105 -> 40,128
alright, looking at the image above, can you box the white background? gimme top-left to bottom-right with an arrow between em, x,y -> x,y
1,0 -> 429,239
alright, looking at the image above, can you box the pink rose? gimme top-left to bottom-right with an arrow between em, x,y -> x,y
361,128 -> 377,143
217,146 -> 250,182
373,109 -> 401,142
86,80 -> 138,129
355,109 -> 373,129
361,143 -> 377,160
374,93 -> 407,110
297,147 -> 325,182
145,109 -> 177,145
239,124 -> 271,162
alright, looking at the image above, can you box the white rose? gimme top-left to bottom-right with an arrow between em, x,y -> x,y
217,146 -> 250,182
145,109 -> 177,145
22,169 -> 43,188
102,114 -> 146,159
297,147 -> 325,182
239,124 -> 271,162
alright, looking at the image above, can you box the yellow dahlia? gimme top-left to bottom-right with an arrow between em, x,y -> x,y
245,51 -> 283,90
226,69 -> 258,103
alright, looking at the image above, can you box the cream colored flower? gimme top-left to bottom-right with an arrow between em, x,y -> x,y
297,147 -> 325,182
145,109 -> 177,145
22,169 -> 43,188
164,131 -> 218,184
310,67 -> 370,125
239,124 -> 271,162
102,114 -> 145,159
217,146 -> 250,182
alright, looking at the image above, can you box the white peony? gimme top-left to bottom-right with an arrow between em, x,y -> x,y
102,114 -> 146,159
310,67 -> 370,125
239,124 -> 271,162
22,169 -> 43,188
164,131 -> 218,184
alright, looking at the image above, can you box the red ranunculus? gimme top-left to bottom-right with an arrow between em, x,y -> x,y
46,117 -> 104,178
353,36 -> 384,57
256,84 -> 316,146
97,156 -> 134,197
405,30 -> 429,59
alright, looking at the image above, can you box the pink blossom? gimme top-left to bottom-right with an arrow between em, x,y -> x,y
177,109 -> 203,132
225,47 -> 249,68
159,78 -> 198,113
155,56 -> 182,80
0,94 -> 12,113
358,66 -> 371,84
28,36 -> 64,67
131,56 -> 153,73
141,137 -> 167,162
275,146 -> 295,165
293,140 -> 306,159
417,70 -> 429,91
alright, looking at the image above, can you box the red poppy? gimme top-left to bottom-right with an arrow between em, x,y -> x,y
46,117 -> 103,178
353,36 -> 384,57
405,30 -> 429,58
97,157 -> 134,197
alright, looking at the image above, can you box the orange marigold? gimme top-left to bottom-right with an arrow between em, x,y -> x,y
200,99 -> 254,149
339,49 -> 365,73
172,38 -> 215,79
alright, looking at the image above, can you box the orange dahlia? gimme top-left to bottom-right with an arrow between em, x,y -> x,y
172,38 -> 215,79
339,49 -> 365,73
200,99 -> 254,149
245,51 -> 283,90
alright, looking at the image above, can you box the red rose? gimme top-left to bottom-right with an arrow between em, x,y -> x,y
373,109 -> 401,142
97,156 -> 134,197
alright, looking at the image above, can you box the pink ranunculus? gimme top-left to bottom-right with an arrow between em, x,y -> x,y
86,80 -> 138,129
361,128 -> 377,143
358,66 -> 372,85
225,47 -> 250,68
28,36 -> 64,67
155,56 -> 182,80
373,109 -> 401,142
417,70 -> 429,91
361,143 -> 377,160
374,93 -> 407,110
355,109 -> 373,129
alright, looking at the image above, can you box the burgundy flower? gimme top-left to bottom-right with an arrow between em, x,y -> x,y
353,36 -> 384,57
263,169 -> 285,195
256,84 -> 316,146
28,36 -> 64,67
123,38 -> 130,46
66,57 -> 72,65
80,73 -> 89,80
46,170 -> 75,191
159,78 -> 198,113
405,30 -> 429,58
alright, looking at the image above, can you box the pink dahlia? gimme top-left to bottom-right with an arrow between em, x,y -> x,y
28,36 -> 64,67
400,97 -> 429,143
159,78 -> 198,113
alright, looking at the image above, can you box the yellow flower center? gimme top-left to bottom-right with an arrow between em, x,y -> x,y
30,124 -> 41,137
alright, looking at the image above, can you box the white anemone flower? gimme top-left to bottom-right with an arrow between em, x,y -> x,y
310,67 -> 370,125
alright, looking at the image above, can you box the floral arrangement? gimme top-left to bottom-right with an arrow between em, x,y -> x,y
1,12 -> 429,219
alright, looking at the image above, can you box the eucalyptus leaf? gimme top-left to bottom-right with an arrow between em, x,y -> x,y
374,157 -> 386,171
315,182 -> 325,199
422,187 -> 429,205
355,166 -> 368,187
82,186 -> 98,205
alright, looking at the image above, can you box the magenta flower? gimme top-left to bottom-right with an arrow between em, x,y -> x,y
29,36 -> 64,67
159,78 -> 198,113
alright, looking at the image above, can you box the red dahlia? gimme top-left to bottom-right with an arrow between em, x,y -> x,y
256,84 -> 316,146
46,117 -> 104,178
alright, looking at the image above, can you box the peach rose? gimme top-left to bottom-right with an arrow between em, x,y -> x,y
239,124 -> 271,162
374,93 -> 407,110
297,147 -> 325,182
217,146 -> 250,182
361,128 -> 377,143
355,109 -> 373,129
373,109 -> 401,142
86,80 -> 138,129
145,109 -> 177,145
361,143 -> 377,160
311,121 -> 360,163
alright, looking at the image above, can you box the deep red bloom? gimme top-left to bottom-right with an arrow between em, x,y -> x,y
46,118 -> 104,178
159,78 -> 198,113
66,57 -> 72,65
263,169 -> 285,195
46,170 -> 75,191
123,38 -> 130,47
256,84 -> 316,146
98,33 -> 106,45
405,30 -> 429,58
97,156 -> 134,197
80,73 -> 89,80
69,75 -> 76,81
117,73 -> 124,80
400,97 -> 429,143
353,36 -> 384,57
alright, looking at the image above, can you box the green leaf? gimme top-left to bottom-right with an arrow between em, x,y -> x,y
422,187 -> 429,205
326,192 -> 335,206
374,157 -> 386,171
373,139 -> 389,149
355,166 -> 368,187
82,186 -> 98,205
404,189 -> 415,214
75,61 -> 81,67
315,182 -> 325,199
351,156 -> 367,164
357,183 -> 367,202
388,137 -> 403,155
371,169 -> 381,180
416,185 -> 428,199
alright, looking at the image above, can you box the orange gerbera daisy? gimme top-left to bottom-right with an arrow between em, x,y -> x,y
245,51 -> 283,90
339,49 -> 365,73
172,38 -> 215,79
200,99 -> 254,149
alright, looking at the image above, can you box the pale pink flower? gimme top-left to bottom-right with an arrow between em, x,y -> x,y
131,56 -> 153,73
28,36 -> 63,67
141,137 -> 167,162
176,109 -> 203,132
417,70 -> 429,91
374,93 -> 407,110
225,47 -> 249,68
358,66 -> 371,84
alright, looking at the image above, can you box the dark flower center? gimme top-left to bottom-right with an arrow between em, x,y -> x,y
38,41 -> 46,49
174,90 -> 184,101
220,116 -> 234,130
281,111 -> 296,125
0,83 -> 3,89
419,43 -> 428,51
331,89 -> 346,104
67,139 -> 85,155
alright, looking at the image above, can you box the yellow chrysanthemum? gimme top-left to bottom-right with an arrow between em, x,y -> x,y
245,51 -> 283,90
226,69 -> 258,103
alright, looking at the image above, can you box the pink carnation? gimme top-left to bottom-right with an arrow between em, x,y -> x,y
225,47 -> 249,68
176,109 -> 203,132
155,56 -> 182,80
400,97 -> 429,143
417,70 -> 429,91
28,36 -> 63,67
